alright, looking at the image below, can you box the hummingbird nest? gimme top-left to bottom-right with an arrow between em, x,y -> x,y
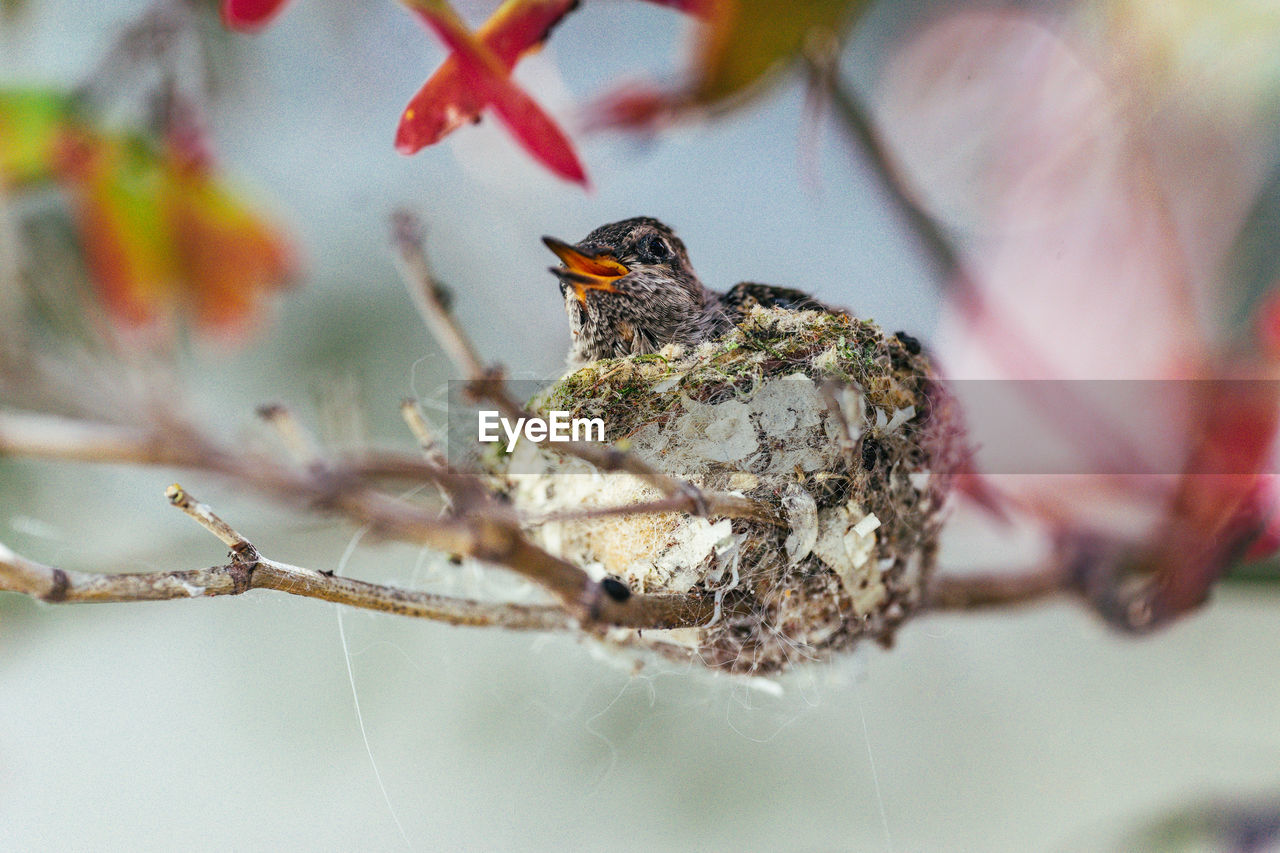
501,306 -> 964,674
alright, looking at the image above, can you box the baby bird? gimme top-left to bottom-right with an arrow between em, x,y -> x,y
544,217 -> 834,367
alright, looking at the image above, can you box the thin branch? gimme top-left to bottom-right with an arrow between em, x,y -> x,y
167,483 -> 253,552
522,496 -> 697,526
0,408 -> 218,468
924,565 -> 1070,611
0,540 -> 249,603
0,492 -> 571,631
327,449 -> 478,501
0,409 -> 480,554
0,186 -> 27,328
0,410 -> 542,595
400,398 -> 447,465
256,403 -> 323,468
804,51 -> 962,280
391,210 -> 487,379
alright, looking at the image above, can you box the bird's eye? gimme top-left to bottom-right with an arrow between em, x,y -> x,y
642,234 -> 670,261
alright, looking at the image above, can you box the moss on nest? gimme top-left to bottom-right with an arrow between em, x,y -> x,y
504,306 -> 965,675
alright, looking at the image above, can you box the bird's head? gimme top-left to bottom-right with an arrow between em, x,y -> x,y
543,217 -> 716,364
542,217 -> 698,304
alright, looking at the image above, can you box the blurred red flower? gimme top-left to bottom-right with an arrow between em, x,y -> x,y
879,8 -> 1280,626
221,0 -> 293,31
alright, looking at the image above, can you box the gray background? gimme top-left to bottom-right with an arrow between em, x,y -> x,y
2,1 -> 1278,850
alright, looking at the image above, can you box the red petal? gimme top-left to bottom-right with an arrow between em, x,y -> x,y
395,61 -> 486,153
638,0 -> 718,17
396,0 -> 579,153
221,0 -> 293,32
481,0 -> 580,64
403,1 -> 587,184
483,70 -> 588,185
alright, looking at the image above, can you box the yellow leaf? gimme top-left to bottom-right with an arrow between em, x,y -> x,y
692,0 -> 868,106
0,88 -> 75,188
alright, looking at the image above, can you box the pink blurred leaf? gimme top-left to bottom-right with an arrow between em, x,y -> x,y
877,10 -> 1280,626
583,83 -> 681,132
1128,376 -> 1280,623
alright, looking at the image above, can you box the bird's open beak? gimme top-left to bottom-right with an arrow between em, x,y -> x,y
542,236 -> 629,303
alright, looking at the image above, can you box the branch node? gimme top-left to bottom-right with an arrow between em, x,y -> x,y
46,567 -> 69,602
678,482 -> 710,519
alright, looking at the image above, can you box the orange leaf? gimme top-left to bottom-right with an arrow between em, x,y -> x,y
55,127 -> 294,336
162,156 -> 296,332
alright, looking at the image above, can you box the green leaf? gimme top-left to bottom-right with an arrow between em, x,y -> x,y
0,88 -> 76,187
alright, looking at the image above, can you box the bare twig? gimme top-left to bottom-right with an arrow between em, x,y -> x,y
0,488 -> 571,631
256,403 -> 323,469
400,398 -> 447,465
0,408 -> 218,468
804,51 -> 962,280
167,483 -> 253,552
394,398 -> 466,509
522,495 -> 699,526
391,211 -> 486,379
924,540 -> 1113,614
924,564 -> 1071,611
0,187 -> 26,327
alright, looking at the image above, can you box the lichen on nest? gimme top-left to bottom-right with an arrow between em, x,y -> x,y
501,306 -> 965,675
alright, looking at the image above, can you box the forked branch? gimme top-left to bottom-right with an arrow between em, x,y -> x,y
0,486 -> 571,630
